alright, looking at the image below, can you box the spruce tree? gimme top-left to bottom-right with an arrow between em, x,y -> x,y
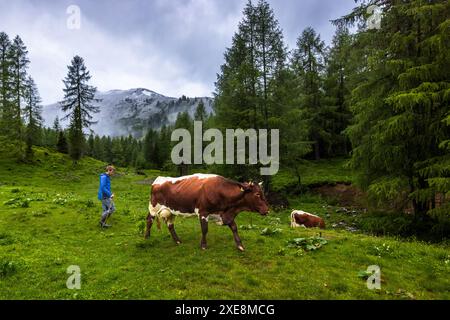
9,35 -> 29,141
323,26 -> 354,156
254,0 -> 287,130
0,32 -> 12,137
291,27 -> 327,160
214,0 -> 286,182
23,76 -> 42,158
194,100 -> 208,122
60,55 -> 99,162
143,129 -> 158,168
86,133 -> 95,157
56,130 -> 68,154
53,116 -> 60,132
338,0 -> 450,229
50,116 -> 60,147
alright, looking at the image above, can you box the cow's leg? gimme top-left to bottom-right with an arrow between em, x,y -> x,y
168,223 -> 181,244
227,220 -> 245,252
199,215 -> 208,250
162,209 -> 181,244
144,212 -> 154,239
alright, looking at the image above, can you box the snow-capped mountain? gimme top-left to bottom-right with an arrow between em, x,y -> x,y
42,88 -> 214,138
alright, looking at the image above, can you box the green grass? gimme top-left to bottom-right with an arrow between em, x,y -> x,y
272,158 -> 355,193
0,148 -> 448,299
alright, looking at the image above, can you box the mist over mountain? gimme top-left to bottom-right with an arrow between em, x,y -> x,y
42,88 -> 214,138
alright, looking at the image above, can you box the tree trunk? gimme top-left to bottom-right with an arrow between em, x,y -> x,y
314,141 -> 320,160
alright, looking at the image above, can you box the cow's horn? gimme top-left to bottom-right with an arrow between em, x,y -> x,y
240,187 -> 245,192
259,181 -> 263,186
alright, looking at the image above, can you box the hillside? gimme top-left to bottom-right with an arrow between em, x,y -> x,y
42,88 -> 214,138
0,148 -> 448,299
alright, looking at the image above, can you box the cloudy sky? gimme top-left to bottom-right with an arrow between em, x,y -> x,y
0,0 -> 357,104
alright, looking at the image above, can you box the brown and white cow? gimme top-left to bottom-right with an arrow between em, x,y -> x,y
290,210 -> 325,229
144,174 -> 270,251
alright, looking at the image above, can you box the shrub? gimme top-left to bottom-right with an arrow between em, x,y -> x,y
0,233 -> 14,246
135,220 -> 146,235
260,227 -> 282,236
0,259 -> 17,277
287,236 -> 328,252
3,197 -> 30,208
85,200 -> 95,208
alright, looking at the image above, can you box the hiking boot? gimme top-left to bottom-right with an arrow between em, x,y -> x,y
99,221 -> 112,228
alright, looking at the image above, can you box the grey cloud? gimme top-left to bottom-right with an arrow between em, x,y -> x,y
0,0 -> 356,104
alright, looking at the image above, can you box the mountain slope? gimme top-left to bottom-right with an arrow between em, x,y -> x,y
42,88 -> 214,138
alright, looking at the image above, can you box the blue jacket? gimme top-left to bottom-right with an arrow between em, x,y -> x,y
98,173 -> 112,200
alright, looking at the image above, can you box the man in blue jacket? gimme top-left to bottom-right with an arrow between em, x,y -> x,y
98,165 -> 116,228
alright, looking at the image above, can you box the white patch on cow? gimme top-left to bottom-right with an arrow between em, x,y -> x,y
150,203 -> 198,221
290,210 -> 320,228
153,174 -> 218,186
172,209 -> 198,218
290,211 -> 300,228
291,210 -> 320,219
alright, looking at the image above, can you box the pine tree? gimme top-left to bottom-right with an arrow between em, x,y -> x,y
339,0 -> 450,230
9,35 -> 30,141
23,76 -> 43,159
0,32 -> 12,137
254,0 -> 287,130
323,26 -> 354,156
111,137 -> 124,166
86,133 -> 95,157
143,129 -> 157,168
53,116 -> 60,132
157,124 -> 172,169
214,0 -> 286,182
56,130 -> 68,154
194,100 -> 208,122
292,27 -> 327,160
49,116 -> 60,147
60,55 -> 99,162
92,135 -> 103,160
215,32 -> 258,129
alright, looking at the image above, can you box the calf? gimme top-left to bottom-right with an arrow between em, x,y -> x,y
290,210 -> 325,229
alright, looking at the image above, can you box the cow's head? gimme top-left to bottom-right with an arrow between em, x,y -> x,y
240,181 -> 270,215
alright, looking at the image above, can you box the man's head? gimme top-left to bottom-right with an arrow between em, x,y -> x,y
106,165 -> 116,176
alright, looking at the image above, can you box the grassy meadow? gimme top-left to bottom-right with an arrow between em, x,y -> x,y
0,148 -> 448,299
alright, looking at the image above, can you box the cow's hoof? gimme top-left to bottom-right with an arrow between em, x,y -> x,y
237,245 -> 245,252
176,240 -> 181,245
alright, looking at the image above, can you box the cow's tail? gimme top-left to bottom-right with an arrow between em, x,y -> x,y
155,214 -> 161,230
148,203 -> 162,230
